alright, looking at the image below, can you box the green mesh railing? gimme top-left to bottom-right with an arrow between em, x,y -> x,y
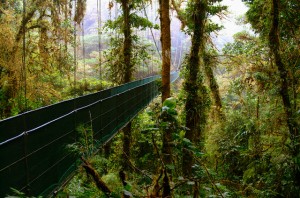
0,72 -> 178,197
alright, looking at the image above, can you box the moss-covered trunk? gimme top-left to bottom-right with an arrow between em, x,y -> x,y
269,0 -> 300,189
121,0 -> 132,83
203,54 -> 223,120
159,0 -> 172,167
269,0 -> 299,153
182,0 -> 207,176
121,0 -> 132,171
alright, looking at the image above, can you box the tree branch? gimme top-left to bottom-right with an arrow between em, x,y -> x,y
170,0 -> 186,29
122,150 -> 153,180
81,157 -> 112,197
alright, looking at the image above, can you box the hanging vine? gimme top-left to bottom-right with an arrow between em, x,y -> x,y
0,0 -> 81,117
74,0 -> 87,24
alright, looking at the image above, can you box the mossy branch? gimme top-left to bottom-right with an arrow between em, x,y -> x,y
81,157 -> 112,197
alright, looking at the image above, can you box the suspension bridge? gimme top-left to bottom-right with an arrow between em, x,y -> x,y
0,0 -> 186,195
0,71 -> 179,197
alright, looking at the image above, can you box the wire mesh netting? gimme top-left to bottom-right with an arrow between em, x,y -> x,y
0,72 -> 178,197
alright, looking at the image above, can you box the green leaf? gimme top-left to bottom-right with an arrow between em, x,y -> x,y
183,138 -> 191,144
163,97 -> 176,109
154,24 -> 160,29
194,151 -> 204,157
124,183 -> 132,191
141,128 -> 159,133
167,108 -> 177,115
166,164 -> 175,170
179,131 -> 185,139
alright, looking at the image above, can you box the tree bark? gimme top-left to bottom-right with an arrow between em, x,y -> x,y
182,0 -> 207,176
159,0 -> 171,103
159,0 -> 173,172
121,0 -> 133,171
81,157 -> 112,196
269,0 -> 299,152
121,0 -> 132,83
159,3 -> 173,197
159,0 -> 172,167
104,142 -> 111,159
203,54 -> 224,120
269,0 -> 300,189
162,169 -> 171,197
170,0 -> 186,29
122,122 -> 131,170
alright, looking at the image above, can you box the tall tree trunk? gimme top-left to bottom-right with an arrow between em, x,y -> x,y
122,122 -> 131,170
4,0 -> 44,115
203,54 -> 224,120
159,2 -> 172,197
269,0 -> 300,190
182,0 -> 207,177
121,0 -> 132,83
269,0 -> 299,153
159,0 -> 171,103
121,0 -> 132,171
159,0 -> 172,166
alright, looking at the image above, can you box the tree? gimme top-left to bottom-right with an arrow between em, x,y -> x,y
268,0 -> 299,151
244,0 -> 299,150
159,0 -> 173,169
203,49 -> 224,120
120,0 -> 133,171
103,0 -> 155,170
181,0 -> 208,176
158,0 -> 172,196
159,0 -> 171,103
244,0 -> 300,192
0,0 -> 77,117
171,0 -> 225,176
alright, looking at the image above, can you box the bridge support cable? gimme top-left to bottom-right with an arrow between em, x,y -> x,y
97,0 -> 102,86
21,0 -> 27,111
82,19 -> 86,84
142,4 -> 162,60
73,5 -> 77,88
0,72 -> 178,197
143,1 -> 183,73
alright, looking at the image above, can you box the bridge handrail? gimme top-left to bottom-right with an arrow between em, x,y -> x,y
0,71 -> 179,197
0,75 -> 160,143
